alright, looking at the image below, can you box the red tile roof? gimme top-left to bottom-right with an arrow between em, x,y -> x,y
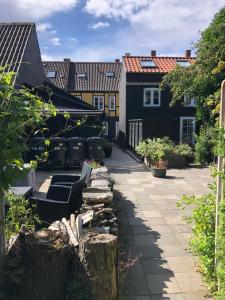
124,56 -> 195,73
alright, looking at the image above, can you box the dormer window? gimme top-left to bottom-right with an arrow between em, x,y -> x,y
141,60 -> 156,68
77,73 -> 86,78
184,94 -> 197,107
106,72 -> 115,77
47,71 -> 56,78
176,60 -> 191,67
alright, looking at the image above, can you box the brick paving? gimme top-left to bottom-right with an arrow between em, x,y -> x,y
105,145 -> 213,300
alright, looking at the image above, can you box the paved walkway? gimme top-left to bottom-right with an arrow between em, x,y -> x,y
105,146 -> 213,300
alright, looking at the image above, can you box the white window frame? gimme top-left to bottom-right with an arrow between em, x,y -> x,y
75,95 -> 82,100
180,117 -> 196,145
102,122 -> 108,135
143,88 -> 161,107
93,96 -> 104,111
184,94 -> 197,107
109,95 -> 116,110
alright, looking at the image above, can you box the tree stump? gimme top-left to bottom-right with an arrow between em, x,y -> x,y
79,233 -> 118,300
17,230 -> 71,300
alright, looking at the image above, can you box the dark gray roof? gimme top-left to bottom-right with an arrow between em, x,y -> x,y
43,61 -> 122,92
43,60 -> 70,90
0,22 -> 34,73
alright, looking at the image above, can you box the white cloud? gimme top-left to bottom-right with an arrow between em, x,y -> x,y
0,0 -> 78,21
36,23 -> 52,32
50,37 -> 61,46
84,0 -> 225,57
89,21 -> 110,30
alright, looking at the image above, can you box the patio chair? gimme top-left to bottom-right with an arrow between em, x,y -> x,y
29,176 -> 86,224
50,161 -> 92,187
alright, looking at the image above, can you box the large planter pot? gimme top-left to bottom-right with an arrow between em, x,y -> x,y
167,154 -> 186,169
151,167 -> 167,178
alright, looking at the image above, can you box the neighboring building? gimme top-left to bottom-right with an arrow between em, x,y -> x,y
0,22 -> 103,137
0,22 -> 45,87
119,50 -> 196,150
43,60 -> 122,140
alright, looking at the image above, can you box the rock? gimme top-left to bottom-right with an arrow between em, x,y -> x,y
91,179 -> 110,190
83,192 -> 113,205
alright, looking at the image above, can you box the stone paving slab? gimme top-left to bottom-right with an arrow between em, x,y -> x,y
104,145 -> 213,299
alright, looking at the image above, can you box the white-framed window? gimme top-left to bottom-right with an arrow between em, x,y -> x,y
47,71 -> 56,78
180,117 -> 196,145
102,122 -> 108,135
184,94 -> 197,107
109,95 -> 116,110
143,88 -> 161,107
93,96 -> 104,110
176,60 -> 191,67
75,95 -> 82,100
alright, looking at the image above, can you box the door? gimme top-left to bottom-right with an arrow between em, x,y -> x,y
180,117 -> 195,144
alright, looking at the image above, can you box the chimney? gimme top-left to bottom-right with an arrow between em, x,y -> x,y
125,53 -> 130,56
151,50 -> 156,57
115,59 -> 120,63
185,50 -> 191,58
64,58 -> 71,62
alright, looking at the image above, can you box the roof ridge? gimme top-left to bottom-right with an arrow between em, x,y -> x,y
0,22 -> 35,26
123,55 -> 196,59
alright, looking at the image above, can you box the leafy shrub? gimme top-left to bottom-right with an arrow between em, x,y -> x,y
194,126 -> 216,165
174,144 -> 194,159
4,192 -> 40,241
136,137 -> 172,168
177,186 -> 216,291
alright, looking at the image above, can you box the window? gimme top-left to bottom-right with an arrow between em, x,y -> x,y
184,94 -> 197,107
75,95 -> 82,100
143,88 -> 161,107
180,117 -> 195,144
109,95 -> 116,110
102,122 -> 108,135
140,60 -> 156,68
47,71 -> 56,78
176,60 -> 191,67
77,73 -> 86,78
106,72 -> 115,77
93,96 -> 104,110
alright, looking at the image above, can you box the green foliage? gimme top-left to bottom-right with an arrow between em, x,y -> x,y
136,136 -> 193,165
0,70 -> 57,191
136,137 -> 173,167
85,160 -> 102,169
177,185 -> 217,292
173,144 -> 193,159
4,192 -> 40,241
194,126 -> 216,165
161,7 -> 225,125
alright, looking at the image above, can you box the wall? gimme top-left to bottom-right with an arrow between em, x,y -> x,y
71,91 -> 119,139
16,27 -> 45,87
118,64 -> 127,136
125,72 -> 196,144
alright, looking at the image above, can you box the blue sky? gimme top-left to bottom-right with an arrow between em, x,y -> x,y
0,0 -> 224,61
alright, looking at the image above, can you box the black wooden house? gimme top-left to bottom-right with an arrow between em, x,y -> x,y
119,50 -> 196,150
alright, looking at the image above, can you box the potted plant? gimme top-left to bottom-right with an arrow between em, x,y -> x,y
103,142 -> 113,158
147,138 -> 172,177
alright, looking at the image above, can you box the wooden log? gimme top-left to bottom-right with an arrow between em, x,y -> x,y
83,192 -> 113,205
70,214 -> 78,241
62,218 -> 79,247
79,233 -> 118,300
16,230 -> 71,300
